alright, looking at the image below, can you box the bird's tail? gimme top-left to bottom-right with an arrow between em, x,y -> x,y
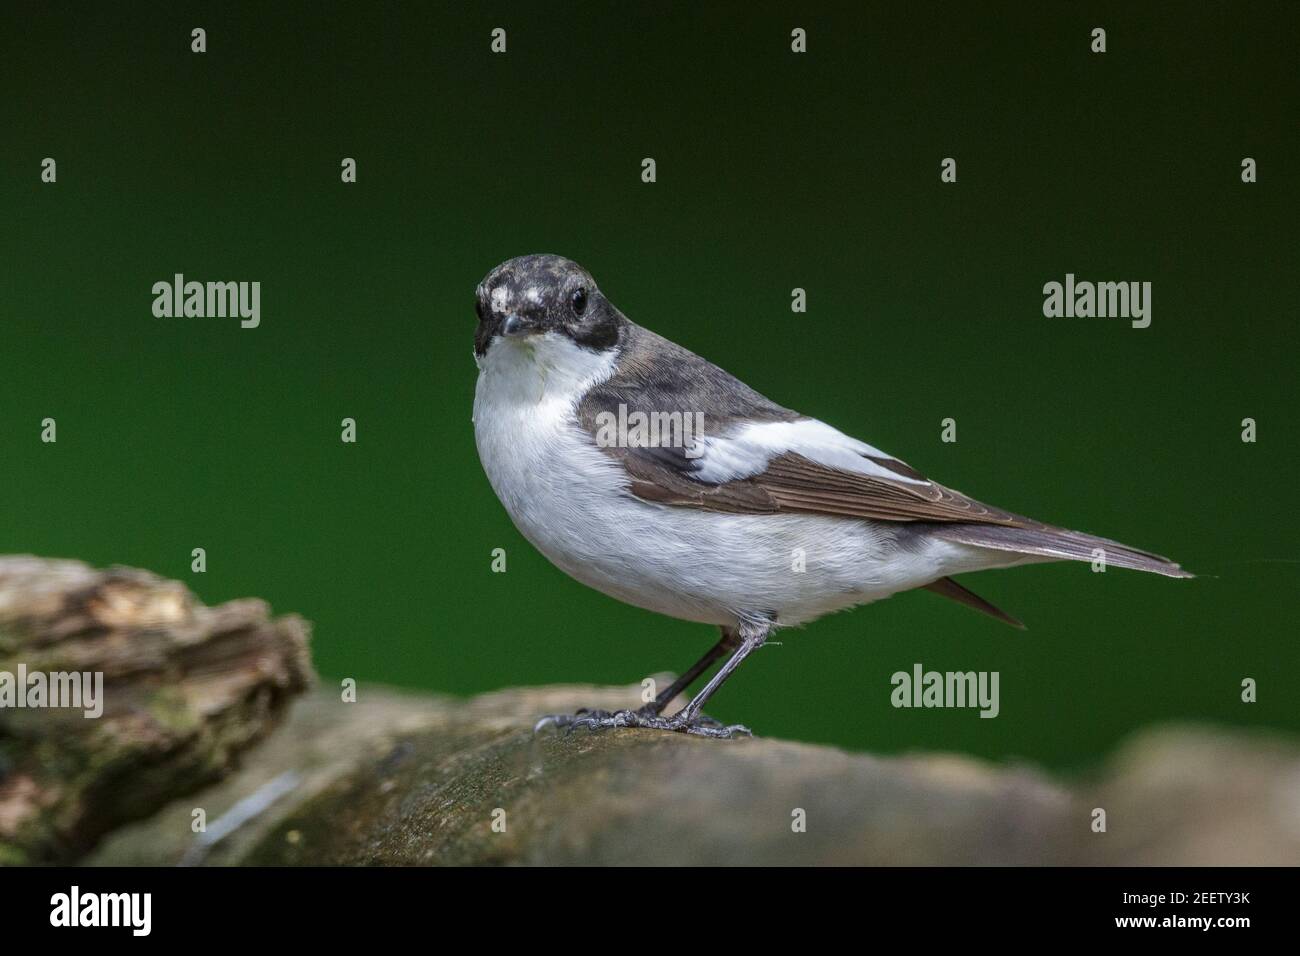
931,522 -> 1193,579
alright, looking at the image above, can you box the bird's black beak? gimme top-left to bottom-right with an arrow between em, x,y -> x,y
502,314 -> 537,338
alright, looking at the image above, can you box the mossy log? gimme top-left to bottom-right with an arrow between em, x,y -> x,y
0,556 -> 312,864
93,684 -> 1300,867
5,556 -> 1298,867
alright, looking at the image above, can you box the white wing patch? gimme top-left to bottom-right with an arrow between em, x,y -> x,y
691,418 -> 928,485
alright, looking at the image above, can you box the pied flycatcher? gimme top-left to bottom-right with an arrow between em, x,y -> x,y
472,254 -> 1189,738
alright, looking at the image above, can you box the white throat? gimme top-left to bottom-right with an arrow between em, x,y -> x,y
474,332 -> 617,411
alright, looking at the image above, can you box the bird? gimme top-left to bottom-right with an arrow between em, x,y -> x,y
471,254 -> 1190,738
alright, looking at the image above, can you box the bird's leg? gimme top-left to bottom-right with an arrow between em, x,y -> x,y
639,627 -> 739,717
535,619 -> 770,740
533,628 -> 737,734
656,618 -> 767,735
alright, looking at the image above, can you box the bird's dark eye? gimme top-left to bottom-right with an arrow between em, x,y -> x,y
571,287 -> 588,316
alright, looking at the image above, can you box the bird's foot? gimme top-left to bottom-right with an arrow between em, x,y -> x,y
533,707 -> 751,739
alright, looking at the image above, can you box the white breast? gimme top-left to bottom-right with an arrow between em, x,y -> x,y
472,335 -> 997,627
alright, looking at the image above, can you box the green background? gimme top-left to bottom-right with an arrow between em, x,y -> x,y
1,2 -> 1295,770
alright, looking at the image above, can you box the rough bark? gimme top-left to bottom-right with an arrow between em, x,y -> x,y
6,555 -> 1298,867
0,556 -> 312,864
90,684 -> 1300,867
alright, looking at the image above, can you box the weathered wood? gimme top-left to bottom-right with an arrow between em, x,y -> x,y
0,556 -> 312,864
91,684 -> 1300,867
7,556 -> 1298,867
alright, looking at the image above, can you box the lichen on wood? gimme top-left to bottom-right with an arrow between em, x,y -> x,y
0,556 -> 312,864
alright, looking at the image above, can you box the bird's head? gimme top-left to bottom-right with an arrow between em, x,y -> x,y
474,254 -> 622,358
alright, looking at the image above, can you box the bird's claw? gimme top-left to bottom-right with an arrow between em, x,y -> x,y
533,707 -> 751,739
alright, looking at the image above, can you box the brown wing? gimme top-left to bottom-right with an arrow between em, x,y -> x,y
617,445 -> 1188,578
622,448 -> 1041,529
746,453 -> 1038,526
